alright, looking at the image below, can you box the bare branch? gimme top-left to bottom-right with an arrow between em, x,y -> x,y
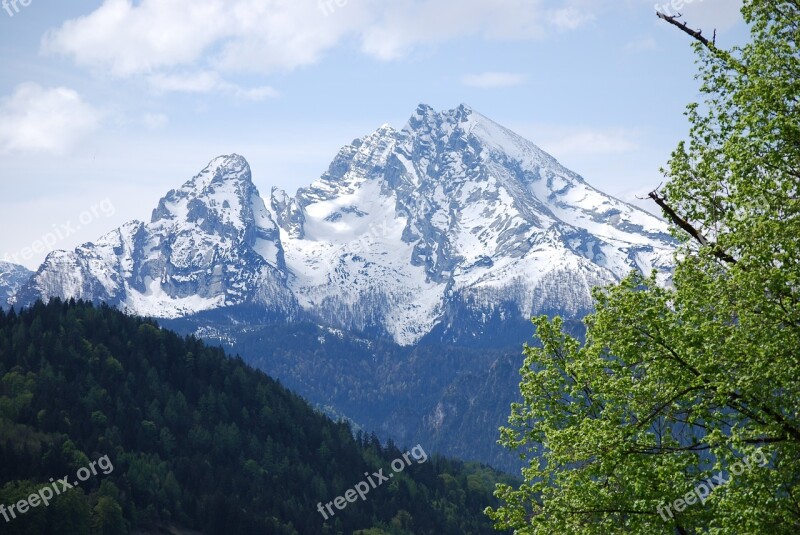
648,190 -> 738,265
656,11 -> 711,46
656,11 -> 747,73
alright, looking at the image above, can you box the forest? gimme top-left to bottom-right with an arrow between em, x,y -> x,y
0,299 -> 512,534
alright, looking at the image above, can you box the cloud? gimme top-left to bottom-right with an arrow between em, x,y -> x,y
360,0 -> 594,60
547,6 -> 594,30
143,113 -> 169,130
232,86 -> 280,101
461,72 -> 527,88
623,36 -> 657,53
43,0 -> 370,76
148,71 -> 223,93
0,83 -> 102,154
536,126 -> 639,157
44,0 -> 597,76
42,0 -> 231,77
148,71 -> 279,101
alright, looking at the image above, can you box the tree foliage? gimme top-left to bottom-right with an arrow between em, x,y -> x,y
487,1 -> 800,533
0,299 -> 509,534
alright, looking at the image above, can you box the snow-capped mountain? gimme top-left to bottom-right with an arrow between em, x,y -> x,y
13,155 -> 297,319
270,103 -> 673,344
12,104 -> 674,345
0,262 -> 33,308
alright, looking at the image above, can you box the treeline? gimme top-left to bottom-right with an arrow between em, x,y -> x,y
0,299 -> 511,534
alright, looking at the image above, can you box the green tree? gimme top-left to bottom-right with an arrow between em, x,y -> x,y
487,2 -> 800,534
0,481 -> 47,534
51,487 -> 92,535
92,496 -> 126,535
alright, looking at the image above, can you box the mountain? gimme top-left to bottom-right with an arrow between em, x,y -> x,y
0,300 -> 512,534
0,261 -> 33,308
8,104 -> 675,472
274,104 -> 673,345
12,104 -> 674,347
13,155 -> 297,322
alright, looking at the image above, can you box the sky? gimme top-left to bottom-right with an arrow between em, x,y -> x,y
0,0 -> 746,269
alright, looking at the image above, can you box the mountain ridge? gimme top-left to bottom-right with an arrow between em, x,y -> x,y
10,104 -> 675,346
0,261 -> 33,308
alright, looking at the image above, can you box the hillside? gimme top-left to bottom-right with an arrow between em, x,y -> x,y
0,300 -> 511,534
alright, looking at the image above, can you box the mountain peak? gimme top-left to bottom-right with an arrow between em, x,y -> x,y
200,153 -> 251,185
414,102 -> 435,115
172,153 -> 253,197
149,152 -> 259,232
406,103 -> 475,134
455,102 -> 474,119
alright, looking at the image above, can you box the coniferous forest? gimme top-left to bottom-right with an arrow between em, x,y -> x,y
0,299 -> 512,534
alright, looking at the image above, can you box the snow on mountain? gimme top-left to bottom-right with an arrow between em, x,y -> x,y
11,105 -> 674,344
13,155 -> 297,318
0,262 -> 33,308
270,104 -> 674,344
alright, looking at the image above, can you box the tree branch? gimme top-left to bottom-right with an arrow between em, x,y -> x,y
648,190 -> 737,265
656,11 -> 747,73
648,190 -> 709,246
656,11 -> 711,46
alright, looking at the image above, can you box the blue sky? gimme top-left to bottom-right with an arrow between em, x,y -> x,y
0,0 -> 745,269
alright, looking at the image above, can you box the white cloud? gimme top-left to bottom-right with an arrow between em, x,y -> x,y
623,36 -> 657,53
536,126 -> 639,157
143,113 -> 169,130
461,72 -> 526,89
547,6 -> 594,30
42,0 -> 231,77
0,83 -> 102,154
232,86 -> 280,101
44,0 -> 598,76
148,71 -> 222,93
360,0 -> 595,60
148,71 -> 279,101
43,0 -> 371,76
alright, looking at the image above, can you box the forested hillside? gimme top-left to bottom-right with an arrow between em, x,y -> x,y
0,300 -> 511,534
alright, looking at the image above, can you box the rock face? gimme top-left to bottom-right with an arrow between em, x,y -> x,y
273,103 -> 674,344
14,155 -> 297,320
0,262 -> 33,309
12,105 -> 673,346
